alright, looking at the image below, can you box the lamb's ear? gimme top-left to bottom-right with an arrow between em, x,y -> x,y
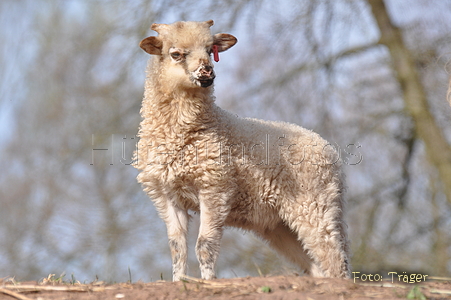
205,20 -> 214,27
139,36 -> 163,55
213,33 -> 237,52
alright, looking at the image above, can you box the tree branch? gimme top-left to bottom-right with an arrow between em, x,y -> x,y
242,43 -> 378,98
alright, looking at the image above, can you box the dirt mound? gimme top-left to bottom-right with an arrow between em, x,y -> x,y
1,275 -> 450,300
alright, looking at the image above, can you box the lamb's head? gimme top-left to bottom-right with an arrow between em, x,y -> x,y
140,20 -> 237,89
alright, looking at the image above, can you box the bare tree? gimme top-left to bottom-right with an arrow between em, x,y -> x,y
0,0 -> 168,281
368,0 -> 451,205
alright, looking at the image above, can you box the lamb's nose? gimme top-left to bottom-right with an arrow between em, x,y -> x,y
200,65 -> 213,77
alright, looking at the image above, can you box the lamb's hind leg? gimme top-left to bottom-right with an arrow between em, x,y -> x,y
256,222 -> 316,275
283,195 -> 351,278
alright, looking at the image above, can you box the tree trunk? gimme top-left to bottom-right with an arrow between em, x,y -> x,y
368,0 -> 451,204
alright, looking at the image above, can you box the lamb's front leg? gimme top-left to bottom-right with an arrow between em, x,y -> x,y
162,200 -> 189,281
196,193 -> 230,280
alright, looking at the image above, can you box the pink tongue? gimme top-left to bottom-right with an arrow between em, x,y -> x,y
212,45 -> 219,62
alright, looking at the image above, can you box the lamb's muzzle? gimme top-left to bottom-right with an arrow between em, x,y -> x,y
192,64 -> 215,87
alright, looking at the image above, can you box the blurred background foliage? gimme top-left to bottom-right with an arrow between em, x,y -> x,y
0,0 -> 450,282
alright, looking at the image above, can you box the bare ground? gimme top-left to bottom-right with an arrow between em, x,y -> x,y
1,275 -> 451,300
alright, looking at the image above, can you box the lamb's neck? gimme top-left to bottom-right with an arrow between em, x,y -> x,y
142,86 -> 218,138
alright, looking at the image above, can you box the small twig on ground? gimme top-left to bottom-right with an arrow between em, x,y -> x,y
179,275 -> 247,289
179,275 -> 208,285
253,261 -> 263,277
430,289 -> 451,295
2,285 -> 113,293
428,276 -> 451,281
0,288 -> 34,300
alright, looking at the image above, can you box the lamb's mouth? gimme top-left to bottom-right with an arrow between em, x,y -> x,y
191,75 -> 215,88
197,78 -> 214,87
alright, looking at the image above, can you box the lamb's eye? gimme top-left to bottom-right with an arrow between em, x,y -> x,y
171,52 -> 182,59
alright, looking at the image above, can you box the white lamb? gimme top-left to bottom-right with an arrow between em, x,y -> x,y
134,20 -> 351,281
